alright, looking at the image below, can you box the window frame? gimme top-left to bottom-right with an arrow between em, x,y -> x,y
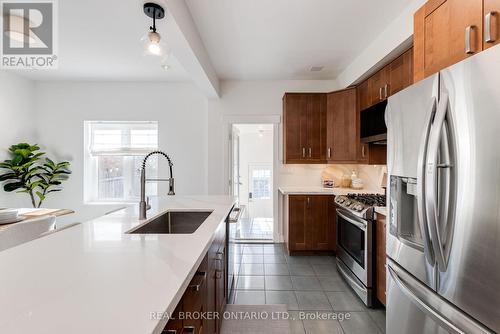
83,121 -> 159,204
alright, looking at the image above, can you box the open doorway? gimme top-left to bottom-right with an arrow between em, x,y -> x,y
231,124 -> 274,241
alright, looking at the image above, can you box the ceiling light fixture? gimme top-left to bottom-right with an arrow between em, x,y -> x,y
143,2 -> 165,56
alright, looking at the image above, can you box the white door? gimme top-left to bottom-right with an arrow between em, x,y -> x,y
248,164 -> 273,219
231,130 -> 241,203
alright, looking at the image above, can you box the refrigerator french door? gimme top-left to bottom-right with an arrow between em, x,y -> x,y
386,45 -> 500,334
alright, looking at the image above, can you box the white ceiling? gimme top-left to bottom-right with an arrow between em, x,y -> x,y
186,0 -> 415,80
13,0 -> 190,82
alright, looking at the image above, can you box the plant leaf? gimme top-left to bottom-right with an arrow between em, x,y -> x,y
0,173 -> 18,181
4,181 -> 24,192
12,155 -> 23,166
36,191 -> 45,202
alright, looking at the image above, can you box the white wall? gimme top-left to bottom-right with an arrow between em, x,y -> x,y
0,72 -> 37,208
33,81 -> 208,223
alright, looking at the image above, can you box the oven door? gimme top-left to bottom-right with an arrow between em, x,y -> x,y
336,208 -> 372,288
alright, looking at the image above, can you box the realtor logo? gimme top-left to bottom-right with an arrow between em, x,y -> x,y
1,0 -> 58,69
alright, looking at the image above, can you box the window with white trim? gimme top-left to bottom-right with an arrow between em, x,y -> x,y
84,121 -> 158,203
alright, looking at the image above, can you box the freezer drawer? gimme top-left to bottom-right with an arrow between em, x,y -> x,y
387,260 -> 492,334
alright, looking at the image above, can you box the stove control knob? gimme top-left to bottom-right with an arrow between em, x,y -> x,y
355,205 -> 363,211
345,200 -> 351,206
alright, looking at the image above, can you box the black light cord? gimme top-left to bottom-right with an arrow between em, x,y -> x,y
150,9 -> 157,32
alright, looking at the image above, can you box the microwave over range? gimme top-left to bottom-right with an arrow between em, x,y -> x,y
360,100 -> 387,144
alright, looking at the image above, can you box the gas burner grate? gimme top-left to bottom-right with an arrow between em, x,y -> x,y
346,193 -> 386,207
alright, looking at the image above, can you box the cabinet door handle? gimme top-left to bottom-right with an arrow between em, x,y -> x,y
485,12 -> 496,43
384,84 -> 389,99
188,271 -> 207,291
302,147 -> 306,158
308,147 -> 312,157
465,26 -> 475,54
361,145 -> 365,158
379,87 -> 383,100
327,147 -> 331,158
307,197 -> 310,208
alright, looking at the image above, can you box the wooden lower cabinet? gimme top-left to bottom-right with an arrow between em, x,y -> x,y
375,213 -> 387,306
287,195 -> 336,254
163,223 -> 226,334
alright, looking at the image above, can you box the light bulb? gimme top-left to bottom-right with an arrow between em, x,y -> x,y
145,31 -> 162,56
148,42 -> 161,55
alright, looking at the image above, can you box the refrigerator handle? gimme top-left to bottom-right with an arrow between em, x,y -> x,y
425,93 -> 450,271
387,261 -> 492,334
416,97 -> 437,265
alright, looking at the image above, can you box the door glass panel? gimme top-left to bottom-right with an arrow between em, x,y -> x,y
251,169 -> 271,199
338,216 -> 365,267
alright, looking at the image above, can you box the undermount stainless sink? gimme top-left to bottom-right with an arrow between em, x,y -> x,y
126,211 -> 213,234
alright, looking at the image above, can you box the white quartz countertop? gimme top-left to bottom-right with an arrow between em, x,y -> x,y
0,196 -> 236,334
278,186 -> 382,195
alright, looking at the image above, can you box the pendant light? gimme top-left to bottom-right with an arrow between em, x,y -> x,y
143,3 -> 165,56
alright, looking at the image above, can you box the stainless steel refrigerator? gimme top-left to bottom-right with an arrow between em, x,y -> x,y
385,45 -> 500,334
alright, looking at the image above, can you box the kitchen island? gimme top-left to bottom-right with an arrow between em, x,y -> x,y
0,195 -> 235,334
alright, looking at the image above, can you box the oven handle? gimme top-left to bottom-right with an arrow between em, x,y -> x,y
336,209 -> 367,231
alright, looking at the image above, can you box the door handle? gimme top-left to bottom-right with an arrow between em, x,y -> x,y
308,147 -> 312,158
425,93 -> 451,271
302,147 -> 306,158
465,26 -> 475,54
388,261 -> 492,334
416,97 -> 437,265
485,12 -> 496,44
336,209 -> 367,231
327,147 -> 331,158
379,87 -> 383,100
384,84 -> 389,99
387,263 -> 462,334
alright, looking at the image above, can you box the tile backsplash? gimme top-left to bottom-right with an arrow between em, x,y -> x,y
279,164 -> 387,193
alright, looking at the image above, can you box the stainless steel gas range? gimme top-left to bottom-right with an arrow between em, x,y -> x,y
335,193 -> 385,307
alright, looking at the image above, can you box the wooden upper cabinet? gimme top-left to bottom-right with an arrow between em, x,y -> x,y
484,0 -> 500,49
326,89 -> 358,163
283,93 -> 326,163
368,65 -> 390,105
389,48 -> 414,95
357,80 -> 371,112
414,0 -> 483,81
283,94 -> 307,163
306,94 -> 327,162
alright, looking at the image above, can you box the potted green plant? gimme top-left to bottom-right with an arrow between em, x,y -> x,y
0,143 -> 71,208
